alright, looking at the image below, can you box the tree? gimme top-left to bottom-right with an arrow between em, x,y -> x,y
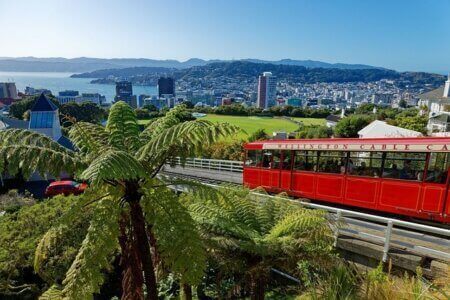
0,195 -> 89,298
334,115 -> 373,138
0,102 -> 238,299
390,115 -> 428,134
248,129 -> 268,142
398,99 -> 407,108
9,95 -> 59,120
59,102 -> 107,125
296,125 -> 333,139
184,187 -> 333,300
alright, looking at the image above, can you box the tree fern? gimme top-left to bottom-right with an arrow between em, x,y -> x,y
62,199 -> 120,299
105,101 -> 141,152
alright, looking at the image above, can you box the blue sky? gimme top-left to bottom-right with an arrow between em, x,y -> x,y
0,0 -> 449,73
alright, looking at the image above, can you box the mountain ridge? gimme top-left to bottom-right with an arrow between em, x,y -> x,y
0,56 -> 387,73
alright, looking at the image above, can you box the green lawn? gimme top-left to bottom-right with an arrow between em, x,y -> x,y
198,114 -> 325,140
139,114 -> 325,140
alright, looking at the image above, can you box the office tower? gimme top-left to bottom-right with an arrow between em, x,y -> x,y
256,72 -> 276,109
114,81 -> 137,108
158,77 -> 175,98
0,82 -> 18,99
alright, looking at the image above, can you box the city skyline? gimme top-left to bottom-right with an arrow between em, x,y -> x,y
0,0 -> 449,73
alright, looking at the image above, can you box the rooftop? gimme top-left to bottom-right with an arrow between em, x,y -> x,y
418,86 -> 447,102
31,94 -> 58,112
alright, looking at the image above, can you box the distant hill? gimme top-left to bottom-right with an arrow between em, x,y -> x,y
70,61 -> 446,86
0,56 -> 386,73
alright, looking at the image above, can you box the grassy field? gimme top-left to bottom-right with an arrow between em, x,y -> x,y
139,114 -> 325,140
199,115 -> 325,139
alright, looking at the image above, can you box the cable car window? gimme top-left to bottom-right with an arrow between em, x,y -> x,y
272,150 -> 281,169
318,151 -> 347,174
425,153 -> 449,184
281,151 -> 293,170
348,152 -> 383,177
293,151 -> 317,171
245,150 -> 261,167
382,152 -> 426,181
261,150 -> 272,168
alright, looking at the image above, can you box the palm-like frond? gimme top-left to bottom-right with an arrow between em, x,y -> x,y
141,184 -> 206,284
0,145 -> 82,179
62,199 -> 120,299
68,122 -> 109,158
139,104 -> 186,140
186,185 -> 332,259
0,129 -> 73,154
137,120 -> 239,167
80,150 -> 148,186
39,284 -> 63,300
106,101 -> 141,152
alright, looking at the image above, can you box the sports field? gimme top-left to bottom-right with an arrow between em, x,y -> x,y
139,114 -> 325,139
199,114 -> 325,139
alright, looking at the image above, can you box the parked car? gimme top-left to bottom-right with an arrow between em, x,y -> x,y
44,180 -> 88,197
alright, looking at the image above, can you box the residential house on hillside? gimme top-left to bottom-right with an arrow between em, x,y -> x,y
418,74 -> 450,133
0,94 -> 73,149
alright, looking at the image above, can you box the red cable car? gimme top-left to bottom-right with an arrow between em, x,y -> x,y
243,137 -> 450,224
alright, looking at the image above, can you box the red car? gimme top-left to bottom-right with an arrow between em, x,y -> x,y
45,180 -> 88,197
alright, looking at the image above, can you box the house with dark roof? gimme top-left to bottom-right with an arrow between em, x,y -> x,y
0,94 -> 73,150
325,109 -> 346,127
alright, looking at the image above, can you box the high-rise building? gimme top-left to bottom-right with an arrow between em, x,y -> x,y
444,74 -> 450,98
158,77 -> 175,98
114,81 -> 137,108
0,82 -> 18,99
256,72 -> 276,109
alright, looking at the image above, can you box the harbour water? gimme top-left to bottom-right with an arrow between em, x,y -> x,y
0,71 -> 157,103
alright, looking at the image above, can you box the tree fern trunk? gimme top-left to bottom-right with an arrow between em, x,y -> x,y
180,283 -> 192,300
118,212 -> 144,300
129,200 -> 158,300
250,275 -> 265,300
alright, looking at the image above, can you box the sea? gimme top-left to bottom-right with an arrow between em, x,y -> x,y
0,71 -> 157,103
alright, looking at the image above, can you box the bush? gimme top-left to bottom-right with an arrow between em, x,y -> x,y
335,115 -> 373,138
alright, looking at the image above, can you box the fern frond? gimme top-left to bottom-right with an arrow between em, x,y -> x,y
141,185 -> 206,284
68,122 -> 109,157
0,128 -> 74,154
105,101 -> 141,152
137,120 -> 239,166
0,145 -> 83,179
139,104 -> 186,140
39,284 -> 63,300
80,150 -> 148,186
62,199 -> 120,299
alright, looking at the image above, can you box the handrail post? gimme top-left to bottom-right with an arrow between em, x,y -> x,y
334,210 -> 342,247
383,220 -> 393,262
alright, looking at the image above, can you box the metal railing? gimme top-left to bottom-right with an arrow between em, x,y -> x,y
168,157 -> 243,173
161,156 -> 450,263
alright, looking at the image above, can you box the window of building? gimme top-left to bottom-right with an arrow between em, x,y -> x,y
293,151 -> 317,171
245,150 -> 261,167
261,150 -> 272,168
281,150 -> 293,170
425,153 -> 448,184
382,152 -> 426,181
318,151 -> 347,174
347,152 -> 383,178
30,112 -> 54,128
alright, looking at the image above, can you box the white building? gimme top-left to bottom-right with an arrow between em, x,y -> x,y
418,74 -> 450,133
29,94 -> 64,142
257,72 -> 276,109
358,120 -> 422,138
